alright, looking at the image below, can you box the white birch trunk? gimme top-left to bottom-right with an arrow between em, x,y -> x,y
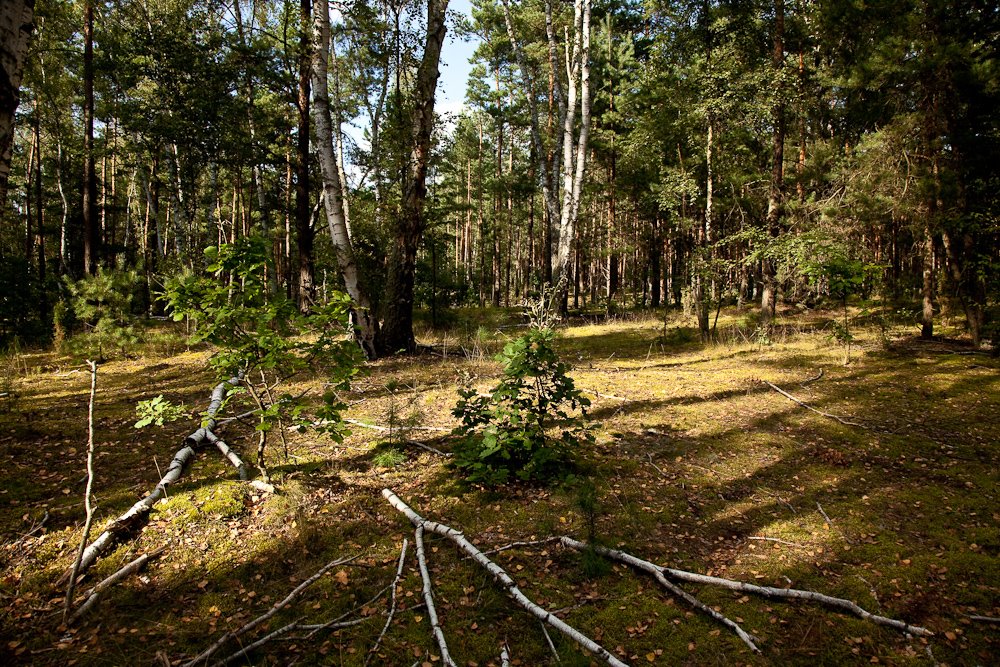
311,0 -> 378,359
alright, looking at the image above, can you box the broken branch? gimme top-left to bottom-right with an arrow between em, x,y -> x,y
763,380 -> 865,428
559,537 -> 760,653
382,489 -> 627,667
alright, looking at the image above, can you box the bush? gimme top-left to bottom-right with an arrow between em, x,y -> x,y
452,327 -> 592,485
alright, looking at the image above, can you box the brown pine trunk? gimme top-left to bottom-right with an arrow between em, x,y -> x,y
760,0 -> 785,323
295,0 -> 314,311
378,0 -> 449,355
82,0 -> 99,275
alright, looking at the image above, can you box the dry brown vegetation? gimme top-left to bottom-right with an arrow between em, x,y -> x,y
1,308 -> 997,665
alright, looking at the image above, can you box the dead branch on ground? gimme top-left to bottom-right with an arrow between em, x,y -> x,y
763,379 -> 866,428
182,553 -> 358,667
382,489 -> 628,667
68,547 -> 166,624
59,374 -> 246,584
64,360 -> 98,621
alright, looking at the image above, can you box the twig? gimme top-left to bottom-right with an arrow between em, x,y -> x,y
559,537 -> 761,653
415,524 -> 457,667
367,539 -> 409,665
64,360 -> 98,622
218,619 -> 302,666
500,642 -> 511,667
540,621 -> 561,661
966,614 -> 1000,624
68,547 -> 167,624
816,502 -> 832,527
763,380 -> 866,428
746,536 -> 809,548
800,369 -> 824,386
345,418 -> 451,433
182,553 -> 358,666
478,537 -> 562,557
383,489 -> 628,667
581,389 -> 629,402
405,439 -> 451,457
646,453 -> 667,478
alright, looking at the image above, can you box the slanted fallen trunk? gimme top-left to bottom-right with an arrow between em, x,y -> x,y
60,374 -> 244,584
68,547 -> 166,623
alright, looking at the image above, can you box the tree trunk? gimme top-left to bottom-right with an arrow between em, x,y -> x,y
0,0 -> 34,210
311,0 -> 378,359
760,0 -> 785,323
378,0 -> 449,355
295,0 -> 313,312
82,0 -> 99,275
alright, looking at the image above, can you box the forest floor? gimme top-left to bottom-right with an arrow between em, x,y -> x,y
0,306 -> 997,666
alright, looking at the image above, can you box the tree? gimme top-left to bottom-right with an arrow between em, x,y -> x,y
377,0 -> 450,353
0,0 -> 35,209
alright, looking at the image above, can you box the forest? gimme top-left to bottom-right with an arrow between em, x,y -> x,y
0,0 -> 998,665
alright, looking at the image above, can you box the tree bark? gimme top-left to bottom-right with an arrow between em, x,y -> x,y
377,0 -> 449,355
760,0 -> 785,323
0,0 -> 34,210
311,0 -> 379,359
82,0 -> 99,275
296,0 -> 314,312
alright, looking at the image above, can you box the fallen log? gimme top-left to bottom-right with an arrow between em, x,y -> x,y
59,374 -> 243,584
559,538 -> 931,639
382,489 -> 628,667
68,547 -> 166,624
763,379 -> 865,428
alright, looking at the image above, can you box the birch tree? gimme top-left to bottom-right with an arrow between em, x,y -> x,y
502,0 -> 592,311
0,0 -> 35,210
311,0 -> 379,360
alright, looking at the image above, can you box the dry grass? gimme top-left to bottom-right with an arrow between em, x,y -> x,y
1,307 -> 997,665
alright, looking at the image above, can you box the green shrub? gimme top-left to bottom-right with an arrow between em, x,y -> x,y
452,327 -> 592,485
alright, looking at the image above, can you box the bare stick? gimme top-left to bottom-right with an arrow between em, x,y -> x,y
540,621 -> 561,661
382,489 -> 627,667
405,439 -> 451,457
478,537 -> 562,557
367,539 -> 409,665
183,553 -> 358,666
800,369 -> 824,386
219,619 -> 303,666
646,453 -> 667,478
816,502 -> 833,527
345,418 -> 451,433
500,642 -> 511,667
660,563 -> 931,636
746,536 -> 809,548
64,360 -> 98,622
303,583 -> 391,638
62,374 -> 243,583
415,524 -> 457,667
205,431 -> 248,480
763,380 -> 865,428
68,547 -> 166,624
559,537 -> 760,653
966,614 -> 1000,624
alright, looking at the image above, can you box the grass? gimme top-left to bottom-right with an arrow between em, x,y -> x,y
0,306 -> 997,665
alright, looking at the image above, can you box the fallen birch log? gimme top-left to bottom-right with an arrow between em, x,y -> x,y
60,374 -> 243,584
763,379 -> 866,428
68,547 -> 166,624
559,537 -> 760,652
560,538 -> 931,638
415,523 -> 457,667
382,489 -> 628,667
